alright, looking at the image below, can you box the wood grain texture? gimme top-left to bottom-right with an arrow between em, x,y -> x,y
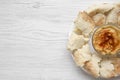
0,0 -> 119,80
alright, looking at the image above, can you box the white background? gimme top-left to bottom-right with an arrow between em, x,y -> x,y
0,0 -> 119,80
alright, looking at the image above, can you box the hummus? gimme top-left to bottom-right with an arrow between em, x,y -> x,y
93,25 -> 120,55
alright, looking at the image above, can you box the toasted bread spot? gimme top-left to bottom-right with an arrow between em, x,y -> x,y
93,13 -> 106,26
112,58 -> 120,75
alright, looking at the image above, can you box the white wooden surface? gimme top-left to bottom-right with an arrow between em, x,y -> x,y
0,0 -> 119,80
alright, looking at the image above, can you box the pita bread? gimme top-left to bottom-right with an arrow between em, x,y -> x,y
100,60 -> 116,78
106,7 -> 120,24
67,32 -> 88,52
86,3 -> 114,17
74,11 -> 95,37
84,54 -> 101,77
73,44 -> 91,67
92,13 -> 106,26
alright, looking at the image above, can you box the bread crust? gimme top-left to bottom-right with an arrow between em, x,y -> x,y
86,3 -> 114,17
